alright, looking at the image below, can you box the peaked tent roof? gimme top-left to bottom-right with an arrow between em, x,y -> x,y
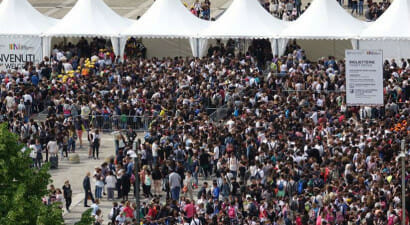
121,0 -> 210,39
45,0 -> 132,38
0,0 -> 57,36
360,0 -> 410,40
200,0 -> 288,39
280,0 -> 368,40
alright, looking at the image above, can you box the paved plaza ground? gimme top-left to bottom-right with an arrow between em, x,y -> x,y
48,133 -> 124,224
48,133 -> 211,224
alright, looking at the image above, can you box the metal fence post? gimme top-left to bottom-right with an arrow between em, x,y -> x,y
401,139 -> 406,225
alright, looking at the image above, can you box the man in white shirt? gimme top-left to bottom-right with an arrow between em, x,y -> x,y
152,140 -> 159,166
212,144 -> 219,174
22,92 -> 33,115
228,154 -> 238,179
47,138 -> 58,161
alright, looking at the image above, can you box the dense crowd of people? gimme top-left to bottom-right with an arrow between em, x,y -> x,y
262,0 -> 390,21
1,34 -> 409,225
187,0 -> 212,20
363,0 -> 391,21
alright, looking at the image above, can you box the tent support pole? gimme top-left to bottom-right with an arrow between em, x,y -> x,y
275,39 -> 279,56
356,39 -> 360,50
41,37 -> 44,60
196,38 -> 200,58
117,37 -> 121,62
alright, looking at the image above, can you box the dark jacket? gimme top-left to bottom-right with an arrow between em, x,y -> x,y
83,176 -> 91,191
121,174 -> 131,194
62,184 -> 72,199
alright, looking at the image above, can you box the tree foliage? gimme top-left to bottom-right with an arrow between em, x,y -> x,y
74,209 -> 95,225
0,124 -> 63,225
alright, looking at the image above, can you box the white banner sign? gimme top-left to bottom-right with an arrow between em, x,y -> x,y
0,37 -> 42,70
346,49 -> 384,106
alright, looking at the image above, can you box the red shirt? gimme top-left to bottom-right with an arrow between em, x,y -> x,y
184,203 -> 196,219
147,207 -> 157,220
123,206 -> 134,218
296,216 -> 302,225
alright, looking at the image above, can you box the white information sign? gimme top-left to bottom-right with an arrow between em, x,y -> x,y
346,49 -> 384,106
0,37 -> 42,70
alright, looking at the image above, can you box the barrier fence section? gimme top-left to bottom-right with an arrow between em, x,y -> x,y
34,90 -> 355,131
88,115 -> 155,132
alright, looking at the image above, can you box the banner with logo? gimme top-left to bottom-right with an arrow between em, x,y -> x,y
0,37 -> 42,70
346,49 -> 384,106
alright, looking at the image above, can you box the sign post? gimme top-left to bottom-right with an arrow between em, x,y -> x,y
345,49 -> 383,106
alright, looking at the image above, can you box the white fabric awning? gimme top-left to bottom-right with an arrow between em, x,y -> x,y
120,0 -> 210,39
44,0 -> 132,38
0,0 -> 57,37
280,0 -> 369,40
360,0 -> 410,40
200,0 -> 288,39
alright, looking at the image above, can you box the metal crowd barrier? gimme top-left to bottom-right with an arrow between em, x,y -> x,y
209,104 -> 231,123
88,115 -> 154,132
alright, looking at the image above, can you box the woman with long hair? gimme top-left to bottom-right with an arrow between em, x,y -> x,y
144,170 -> 154,199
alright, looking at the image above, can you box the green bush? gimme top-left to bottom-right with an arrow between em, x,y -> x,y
74,208 -> 95,225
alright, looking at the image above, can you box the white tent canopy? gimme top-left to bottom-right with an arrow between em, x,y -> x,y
279,0 -> 369,59
0,0 -> 57,36
44,0 -> 132,58
120,0 -> 210,57
199,0 -> 289,56
280,0 -> 368,40
200,0 -> 288,39
358,0 -> 410,59
44,0 -> 132,38
0,0 -> 57,69
360,0 -> 410,40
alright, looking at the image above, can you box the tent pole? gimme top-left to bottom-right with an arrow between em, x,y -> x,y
196,38 -> 200,58
275,39 -> 279,56
117,37 -> 121,62
356,39 -> 360,50
41,37 -> 44,60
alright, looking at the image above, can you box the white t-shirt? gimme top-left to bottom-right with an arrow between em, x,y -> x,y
190,218 -> 202,225
63,63 -> 73,73
213,146 -> 219,160
23,94 -> 32,103
152,142 -> 159,157
29,144 -> 37,158
229,157 -> 238,171
5,96 -> 15,108
106,175 -> 117,188
47,141 -> 58,154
